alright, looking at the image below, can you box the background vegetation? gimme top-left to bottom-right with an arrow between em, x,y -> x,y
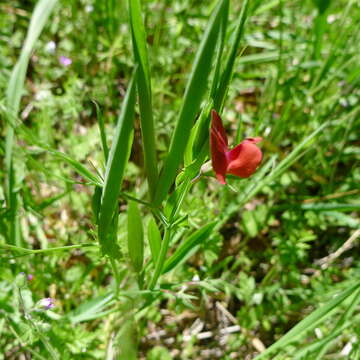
1,0 -> 359,359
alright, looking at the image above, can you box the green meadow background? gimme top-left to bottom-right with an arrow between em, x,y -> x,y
1,0 -> 359,359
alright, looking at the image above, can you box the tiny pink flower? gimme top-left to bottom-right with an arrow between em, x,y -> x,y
38,297 -> 55,310
59,55 -> 72,67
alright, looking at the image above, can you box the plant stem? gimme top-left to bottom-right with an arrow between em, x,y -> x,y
148,226 -> 171,290
0,243 -> 97,255
109,257 -> 121,298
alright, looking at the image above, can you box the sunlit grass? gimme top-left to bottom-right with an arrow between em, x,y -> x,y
1,0 -> 359,358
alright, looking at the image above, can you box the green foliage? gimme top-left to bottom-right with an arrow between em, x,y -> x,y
98,69 -> 137,257
147,216 -> 161,264
1,0 -> 359,358
153,0 -> 229,205
127,200 -> 144,273
128,0 -> 158,199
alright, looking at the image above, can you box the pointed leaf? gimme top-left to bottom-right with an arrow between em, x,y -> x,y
147,217 -> 161,263
128,0 -> 158,198
127,200 -> 144,272
98,69 -> 137,256
253,281 -> 360,359
163,221 -> 217,274
154,0 -> 229,205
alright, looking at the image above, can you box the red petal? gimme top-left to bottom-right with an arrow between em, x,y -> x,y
210,110 -> 229,184
226,139 -> 262,178
211,110 -> 228,148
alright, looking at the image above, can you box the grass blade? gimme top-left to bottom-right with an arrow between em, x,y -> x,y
147,216 -> 161,264
93,100 -> 109,162
5,0 -> 58,172
127,200 -> 144,273
128,0 -> 158,199
214,0 -> 250,110
253,280 -> 360,360
45,149 -> 103,186
154,0 -> 229,206
98,69 -> 137,255
191,0 -> 249,158
68,293 -> 114,324
163,221 -> 217,274
4,0 -> 58,245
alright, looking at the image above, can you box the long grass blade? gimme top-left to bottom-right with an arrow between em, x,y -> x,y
253,280 -> 360,360
4,0 -> 58,245
214,0 -> 250,110
127,200 -> 144,273
153,0 -> 229,206
98,69 -> 137,255
93,100 -> 109,162
162,221 -> 217,274
128,0 -> 158,199
147,217 -> 161,263
191,0 -> 249,159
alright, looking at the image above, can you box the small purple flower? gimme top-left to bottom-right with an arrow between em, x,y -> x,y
59,55 -> 72,67
38,297 -> 55,310
27,274 -> 34,281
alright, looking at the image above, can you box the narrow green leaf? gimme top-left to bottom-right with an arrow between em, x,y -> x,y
5,0 -> 58,119
190,99 -> 214,162
237,51 -> 282,65
154,0 -> 229,206
164,177 -> 191,221
214,0 -> 249,110
128,0 -> 158,199
300,203 -> 360,212
46,149 -> 102,186
254,0 -> 281,15
294,287 -> 360,359
5,0 -> 58,172
127,201 -> 144,272
98,69 -> 137,255
92,186 -> 102,224
4,0 -> 58,246
191,0 -> 249,159
163,221 -> 218,274
148,227 -> 172,290
147,217 -> 161,263
209,1 -> 229,99
253,281 -> 360,360
68,293 -> 114,324
93,100 -> 109,162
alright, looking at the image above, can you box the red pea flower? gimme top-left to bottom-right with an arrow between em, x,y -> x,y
210,109 -> 262,184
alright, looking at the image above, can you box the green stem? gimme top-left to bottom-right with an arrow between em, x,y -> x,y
148,227 -> 171,290
109,257 -> 121,298
18,288 -> 60,360
0,243 -> 97,255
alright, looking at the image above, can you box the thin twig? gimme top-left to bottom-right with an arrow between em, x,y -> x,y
315,229 -> 360,269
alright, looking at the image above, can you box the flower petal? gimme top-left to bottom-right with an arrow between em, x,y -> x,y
211,110 -> 228,149
226,139 -> 262,178
210,110 -> 229,184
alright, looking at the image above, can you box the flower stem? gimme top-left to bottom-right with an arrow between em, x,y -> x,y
109,257 -> 120,298
1,243 -> 97,256
148,226 -> 171,290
